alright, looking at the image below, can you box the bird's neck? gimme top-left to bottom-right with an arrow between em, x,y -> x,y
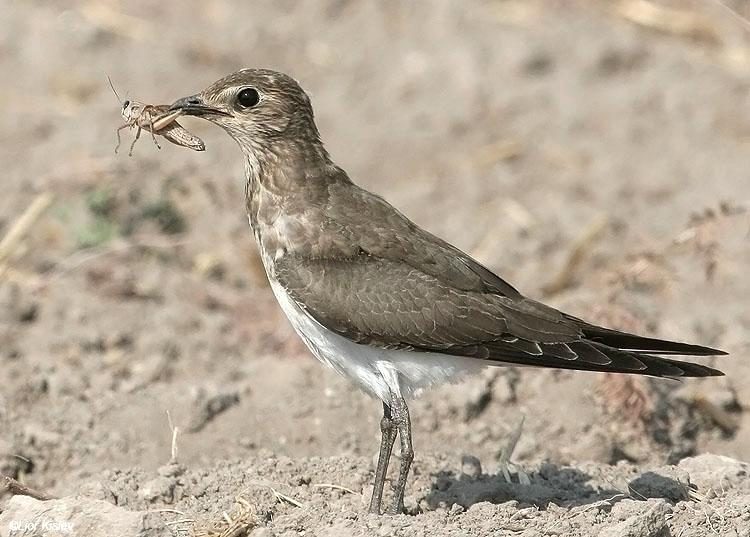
241,138 -> 353,273
244,136 -> 329,192
242,137 -> 340,234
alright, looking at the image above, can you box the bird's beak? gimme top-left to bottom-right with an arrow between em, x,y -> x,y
169,95 -> 230,117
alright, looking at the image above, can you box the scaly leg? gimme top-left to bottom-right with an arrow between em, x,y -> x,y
369,402 -> 396,514
387,394 -> 413,515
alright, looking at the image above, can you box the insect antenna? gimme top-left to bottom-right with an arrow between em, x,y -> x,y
106,74 -> 124,105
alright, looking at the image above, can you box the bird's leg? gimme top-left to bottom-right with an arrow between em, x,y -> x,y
369,401 -> 396,514
387,394 -> 413,515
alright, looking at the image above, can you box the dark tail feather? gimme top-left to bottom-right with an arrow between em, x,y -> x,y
478,339 -> 725,378
654,356 -> 725,377
568,317 -> 727,356
485,346 -> 725,378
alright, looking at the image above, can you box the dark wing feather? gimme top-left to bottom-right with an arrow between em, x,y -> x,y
564,315 -> 726,356
275,254 -> 580,346
274,252 -> 724,378
325,182 -> 524,298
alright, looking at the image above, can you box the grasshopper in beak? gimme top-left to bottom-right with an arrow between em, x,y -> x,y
109,77 -> 205,156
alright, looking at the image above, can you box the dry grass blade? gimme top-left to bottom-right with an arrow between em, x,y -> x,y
484,1 -> 541,26
706,0 -> 750,33
566,494 -> 627,519
0,192 -> 54,264
615,0 -> 721,44
542,214 -> 608,297
469,197 -> 535,263
0,192 -> 54,280
166,410 -> 181,463
270,489 -> 305,508
49,237 -> 192,283
165,519 -> 197,527
191,496 -> 260,537
311,483 -> 359,495
472,138 -> 523,168
152,509 -> 190,517
498,415 -> 531,485
245,480 -> 306,508
150,508 -> 194,537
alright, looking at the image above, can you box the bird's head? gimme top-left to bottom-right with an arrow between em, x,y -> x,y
169,69 -> 322,157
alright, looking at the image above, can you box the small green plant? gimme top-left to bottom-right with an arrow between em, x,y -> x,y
85,187 -> 117,218
75,218 -> 118,249
140,199 -> 187,234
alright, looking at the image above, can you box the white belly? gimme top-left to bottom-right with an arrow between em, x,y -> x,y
268,279 -> 488,402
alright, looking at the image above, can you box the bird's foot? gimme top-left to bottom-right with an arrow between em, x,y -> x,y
385,484 -> 406,515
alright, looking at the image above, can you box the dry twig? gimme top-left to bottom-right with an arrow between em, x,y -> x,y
1,474 -> 56,501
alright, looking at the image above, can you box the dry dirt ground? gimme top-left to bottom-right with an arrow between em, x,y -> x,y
1,1 -> 749,536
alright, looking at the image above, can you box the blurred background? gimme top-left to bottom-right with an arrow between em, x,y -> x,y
1,0 -> 749,497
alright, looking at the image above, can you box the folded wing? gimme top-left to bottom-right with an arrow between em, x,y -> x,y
274,252 -> 724,378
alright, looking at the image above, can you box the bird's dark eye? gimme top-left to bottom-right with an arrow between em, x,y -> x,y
237,87 -> 260,108
123,100 -> 130,108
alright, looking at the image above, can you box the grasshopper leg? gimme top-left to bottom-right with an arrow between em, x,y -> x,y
115,124 -> 130,154
146,112 -> 162,150
129,126 -> 142,157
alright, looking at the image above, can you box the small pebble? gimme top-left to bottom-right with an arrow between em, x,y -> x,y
461,454 -> 482,479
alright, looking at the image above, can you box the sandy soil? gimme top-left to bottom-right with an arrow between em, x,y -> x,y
1,0 -> 749,535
